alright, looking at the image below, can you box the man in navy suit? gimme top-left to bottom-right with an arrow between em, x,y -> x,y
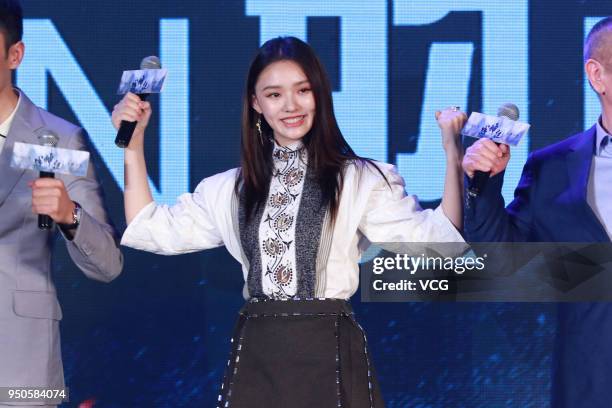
463,17 -> 612,408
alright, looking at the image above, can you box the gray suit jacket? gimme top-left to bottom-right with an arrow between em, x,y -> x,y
0,91 -> 123,394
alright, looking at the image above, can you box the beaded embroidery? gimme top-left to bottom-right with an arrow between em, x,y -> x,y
259,141 -> 307,298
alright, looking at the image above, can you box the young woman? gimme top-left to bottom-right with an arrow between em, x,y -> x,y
113,36 -> 466,408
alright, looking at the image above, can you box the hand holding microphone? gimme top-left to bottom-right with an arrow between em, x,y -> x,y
111,92 -> 152,149
461,103 -> 528,198
463,138 -> 511,178
10,129 -> 91,231
30,178 -> 77,229
114,56 -> 162,148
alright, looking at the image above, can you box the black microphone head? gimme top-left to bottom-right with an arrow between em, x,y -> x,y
34,128 -> 59,147
140,56 -> 161,70
497,103 -> 519,121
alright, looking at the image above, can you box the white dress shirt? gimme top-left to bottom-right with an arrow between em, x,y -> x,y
587,119 -> 612,239
0,90 -> 21,153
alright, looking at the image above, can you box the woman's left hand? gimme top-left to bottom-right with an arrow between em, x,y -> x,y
435,107 -> 467,154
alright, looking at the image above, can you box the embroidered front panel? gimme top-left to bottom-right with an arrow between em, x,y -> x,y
258,142 -> 307,298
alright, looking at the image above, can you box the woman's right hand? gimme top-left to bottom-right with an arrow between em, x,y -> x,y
111,92 -> 152,148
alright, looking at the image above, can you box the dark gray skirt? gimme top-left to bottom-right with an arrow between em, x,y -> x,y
216,298 -> 385,408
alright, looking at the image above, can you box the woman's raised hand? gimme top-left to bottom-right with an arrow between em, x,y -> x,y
111,92 -> 152,149
435,106 -> 468,154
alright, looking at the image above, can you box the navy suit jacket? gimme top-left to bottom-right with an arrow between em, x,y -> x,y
465,125 -> 611,408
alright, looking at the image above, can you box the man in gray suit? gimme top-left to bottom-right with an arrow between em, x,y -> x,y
0,1 -> 123,406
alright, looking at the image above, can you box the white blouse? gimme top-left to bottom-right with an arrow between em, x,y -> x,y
121,160 -> 464,299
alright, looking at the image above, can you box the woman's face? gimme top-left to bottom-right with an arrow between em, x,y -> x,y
252,60 -> 315,146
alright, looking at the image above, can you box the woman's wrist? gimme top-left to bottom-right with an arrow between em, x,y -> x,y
124,145 -> 146,164
443,140 -> 463,163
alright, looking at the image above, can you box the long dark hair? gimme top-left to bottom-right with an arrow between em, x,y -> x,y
236,36 -> 383,222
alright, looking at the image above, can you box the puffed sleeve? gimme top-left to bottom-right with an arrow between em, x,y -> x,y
358,164 -> 464,243
121,176 -> 225,255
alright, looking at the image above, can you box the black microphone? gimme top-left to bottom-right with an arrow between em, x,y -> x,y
467,103 -> 520,198
114,56 -> 161,148
36,129 -> 59,230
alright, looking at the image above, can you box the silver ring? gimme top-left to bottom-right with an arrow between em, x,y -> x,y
451,106 -> 460,112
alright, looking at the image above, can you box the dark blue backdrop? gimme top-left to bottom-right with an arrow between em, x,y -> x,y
18,0 -> 612,406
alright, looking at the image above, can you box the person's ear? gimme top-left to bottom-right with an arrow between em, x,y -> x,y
7,41 -> 24,70
252,94 -> 263,114
586,59 -> 606,95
